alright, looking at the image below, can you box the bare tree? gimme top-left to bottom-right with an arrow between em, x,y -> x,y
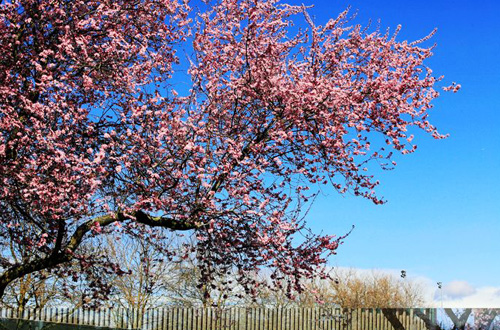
0,239 -> 62,311
105,235 -> 173,311
324,268 -> 426,308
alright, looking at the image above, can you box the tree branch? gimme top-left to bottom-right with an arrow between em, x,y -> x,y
133,210 -> 202,231
0,210 -> 199,298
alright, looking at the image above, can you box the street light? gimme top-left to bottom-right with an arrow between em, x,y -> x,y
437,282 -> 443,309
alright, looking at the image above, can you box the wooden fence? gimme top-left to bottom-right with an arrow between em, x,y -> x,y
0,307 -> 439,330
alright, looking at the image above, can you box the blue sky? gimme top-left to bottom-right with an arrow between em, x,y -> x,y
283,0 -> 500,293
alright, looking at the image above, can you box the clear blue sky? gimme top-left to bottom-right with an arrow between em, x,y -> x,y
285,0 -> 500,288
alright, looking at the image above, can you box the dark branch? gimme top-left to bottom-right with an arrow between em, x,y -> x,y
0,210 -> 199,298
133,210 -> 201,231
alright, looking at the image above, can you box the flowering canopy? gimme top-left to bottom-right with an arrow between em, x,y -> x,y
0,0 -> 457,299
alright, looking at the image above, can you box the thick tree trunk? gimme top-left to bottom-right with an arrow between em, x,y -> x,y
0,252 -> 70,298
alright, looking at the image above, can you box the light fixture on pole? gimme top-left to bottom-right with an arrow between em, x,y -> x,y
437,282 -> 443,308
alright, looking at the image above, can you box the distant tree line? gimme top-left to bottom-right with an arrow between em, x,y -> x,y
0,231 -> 427,312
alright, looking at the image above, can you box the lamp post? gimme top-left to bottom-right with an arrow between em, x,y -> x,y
437,282 -> 443,308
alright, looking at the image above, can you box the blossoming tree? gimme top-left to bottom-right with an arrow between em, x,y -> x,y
0,0 -> 458,299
